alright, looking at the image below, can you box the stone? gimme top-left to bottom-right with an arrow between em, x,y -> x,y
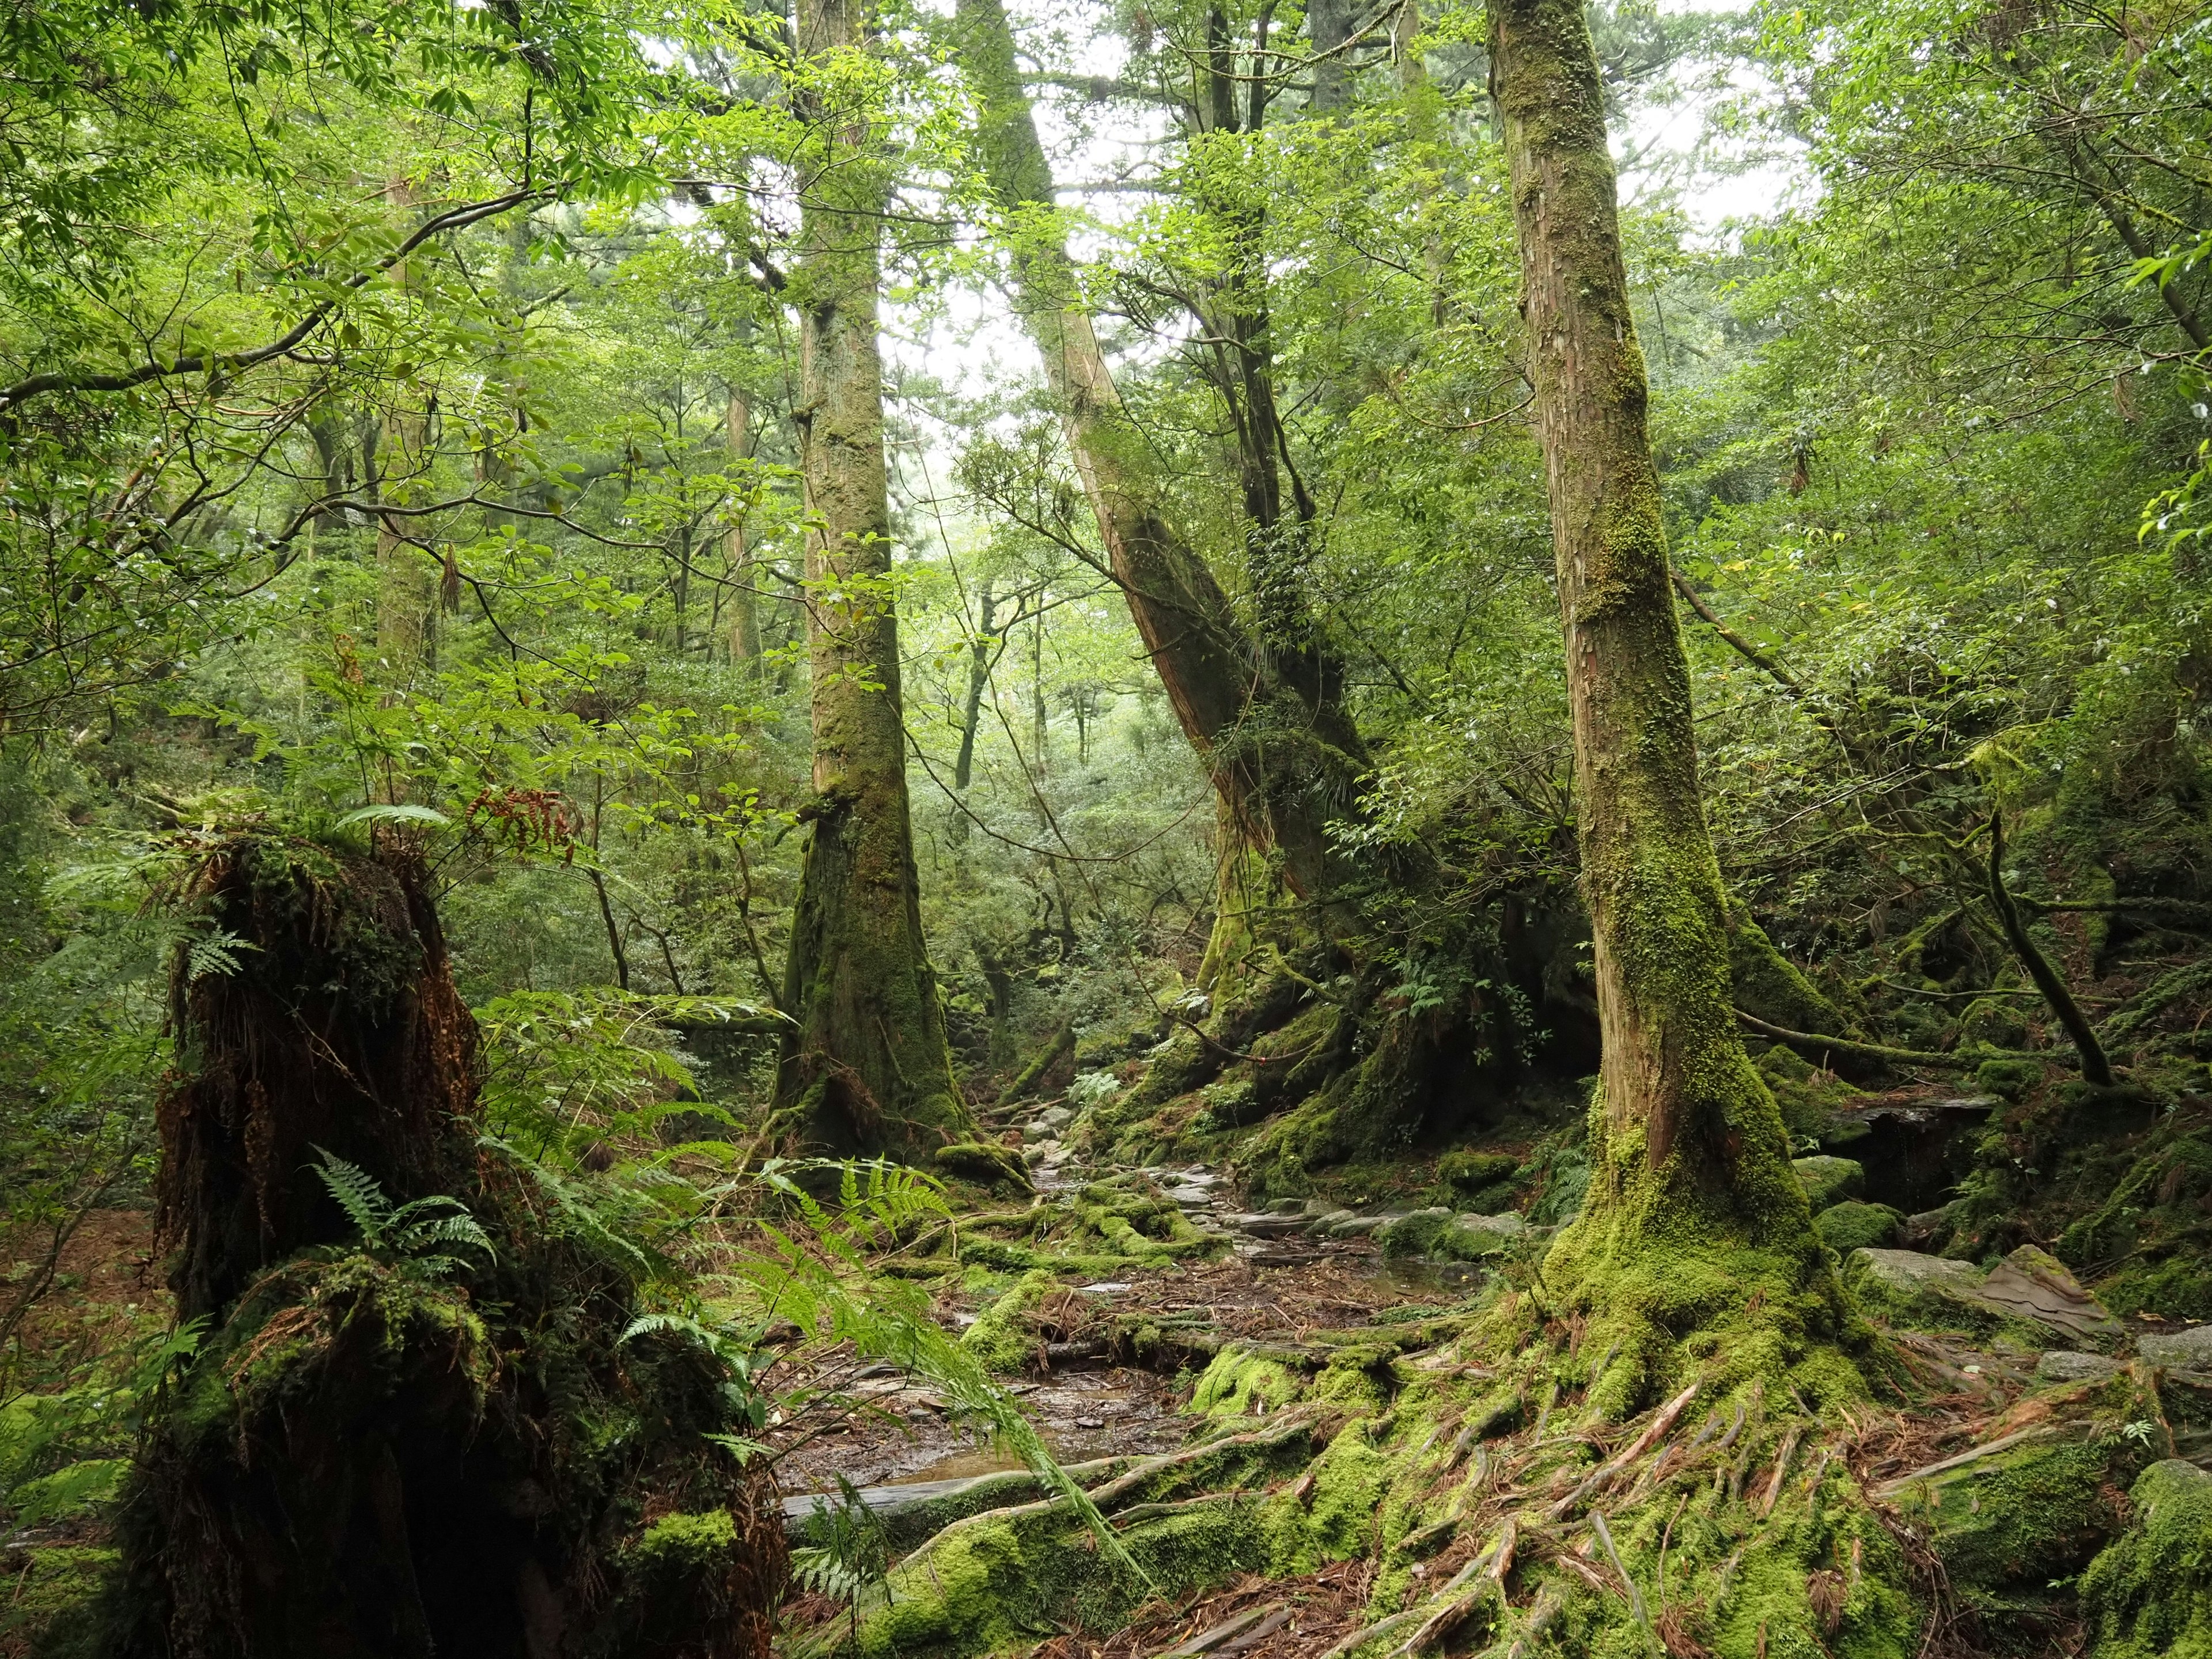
1900,1207 -> 1955,1251
1453,1211 -> 1524,1237
1792,1154 -> 1866,1210
1977,1246 -> 2123,1345
1265,1198 -> 1308,1216
1162,1186 -> 1212,1208
2036,1350 -> 2119,1384
1325,1214 -> 1388,1238
1853,1248 -> 1984,1296
1815,1200 -> 1902,1253
1313,1209 -> 1357,1231
2138,1323 -> 2212,1372
1853,1246 -> 2124,1347
1232,1213 -> 1311,1238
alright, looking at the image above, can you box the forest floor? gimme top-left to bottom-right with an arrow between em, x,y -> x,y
769,1070 -> 2212,1659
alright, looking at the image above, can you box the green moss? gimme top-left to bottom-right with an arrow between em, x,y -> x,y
2080,1459 -> 2212,1658
1188,1346 -> 1303,1418
961,1268 -> 1057,1373
1792,1157 -> 1866,1211
629,1508 -> 739,1574
0,1545 -> 117,1657
1975,1057 -> 2044,1101
1888,1375 -> 2169,1589
1815,1202 -> 1902,1253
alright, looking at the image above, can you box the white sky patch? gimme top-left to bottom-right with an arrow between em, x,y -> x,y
880,0 -> 1809,538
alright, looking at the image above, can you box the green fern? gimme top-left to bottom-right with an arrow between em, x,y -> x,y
789,1476 -> 891,1614
309,1149 -> 493,1277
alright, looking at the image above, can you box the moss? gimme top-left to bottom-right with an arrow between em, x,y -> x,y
1188,1346 -> 1303,1418
1815,1202 -> 1902,1253
0,1545 -> 116,1657
630,1508 -> 740,1574
1791,1156 -> 1865,1211
1887,1373 -> 2170,1589
934,1141 -> 1032,1191
962,1268 -> 1057,1373
1976,1057 -> 2044,1101
2080,1459 -> 2212,1658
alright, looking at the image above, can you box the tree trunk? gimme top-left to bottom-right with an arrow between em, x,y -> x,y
1489,0 -> 1850,1411
950,0 -> 1368,930
726,386 -> 762,664
953,582 -> 999,791
774,0 -> 971,1159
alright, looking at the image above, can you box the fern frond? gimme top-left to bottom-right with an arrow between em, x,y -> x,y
309,1147 -> 394,1246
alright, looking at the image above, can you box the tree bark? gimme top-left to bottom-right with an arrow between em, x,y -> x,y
774,0 -> 970,1158
1490,0 -> 1847,1408
950,0 -> 1368,929
726,387 -> 762,664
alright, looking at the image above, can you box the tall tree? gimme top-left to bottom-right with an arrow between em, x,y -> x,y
1488,0 -> 1851,1409
773,0 -> 972,1157
950,0 -> 1370,937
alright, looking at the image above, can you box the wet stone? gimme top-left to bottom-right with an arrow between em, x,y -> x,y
2036,1350 -> 2120,1384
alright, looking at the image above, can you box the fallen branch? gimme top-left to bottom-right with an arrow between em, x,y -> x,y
1734,1009 -> 2071,1073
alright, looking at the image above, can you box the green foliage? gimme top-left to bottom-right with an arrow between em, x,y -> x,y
309,1147 -> 495,1278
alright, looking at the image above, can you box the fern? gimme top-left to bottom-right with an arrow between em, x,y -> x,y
309,1149 -> 493,1277
310,1148 -> 395,1245
789,1476 -> 891,1615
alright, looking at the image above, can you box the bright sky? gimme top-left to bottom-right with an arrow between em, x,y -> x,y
880,0 -> 1809,543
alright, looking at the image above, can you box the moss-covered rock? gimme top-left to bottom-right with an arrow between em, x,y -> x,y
1815,1201 -> 1902,1253
2080,1458 -> 2212,1658
1882,1370 -> 2169,1590
1792,1156 -> 1866,1211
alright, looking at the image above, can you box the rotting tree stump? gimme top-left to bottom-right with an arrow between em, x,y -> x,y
100,833 -> 785,1659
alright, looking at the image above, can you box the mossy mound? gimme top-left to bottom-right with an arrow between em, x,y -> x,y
2080,1458 -> 2212,1657
1880,1368 -> 2171,1593
1815,1201 -> 1902,1253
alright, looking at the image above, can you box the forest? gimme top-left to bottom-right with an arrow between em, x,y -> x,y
2,0 -> 2211,1653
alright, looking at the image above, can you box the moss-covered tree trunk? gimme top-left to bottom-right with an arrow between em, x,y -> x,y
950,0 -> 1367,934
774,0 -> 970,1159
1490,0 -> 1854,1410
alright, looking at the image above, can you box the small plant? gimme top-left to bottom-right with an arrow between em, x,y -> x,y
790,1474 -> 892,1636
309,1148 -> 495,1278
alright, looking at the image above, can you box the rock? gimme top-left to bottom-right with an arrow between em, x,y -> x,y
2036,1351 -> 2119,1384
1232,1213 -> 1311,1238
1265,1198 -> 1308,1216
1162,1185 -> 1213,1207
1792,1154 -> 1866,1210
1853,1248 -> 1984,1297
1077,1282 -> 1134,1295
2138,1323 -> 2212,1372
2079,1459 -> 2212,1655
1815,1200 -> 1902,1253
1313,1209 -> 1356,1231
1900,1207 -> 1956,1251
1454,1211 -> 1525,1237
1977,1247 -> 2123,1346
1853,1246 -> 2123,1347
1325,1214 -> 1388,1238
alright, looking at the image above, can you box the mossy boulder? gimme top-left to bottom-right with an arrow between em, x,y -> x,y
1881,1369 -> 2170,1589
1815,1200 -> 1902,1253
1792,1155 -> 1866,1211
1850,1245 -> 2122,1349
2080,1458 -> 2212,1657
1434,1150 -> 1519,1205
1377,1209 -> 1513,1264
